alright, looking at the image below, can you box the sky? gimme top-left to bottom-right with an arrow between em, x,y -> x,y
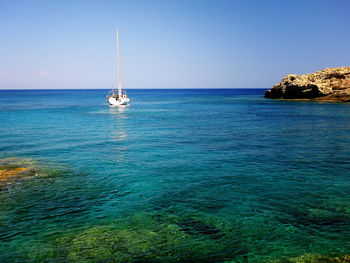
0,0 -> 350,89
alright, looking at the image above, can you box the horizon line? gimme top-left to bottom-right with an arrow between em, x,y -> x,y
0,87 -> 269,91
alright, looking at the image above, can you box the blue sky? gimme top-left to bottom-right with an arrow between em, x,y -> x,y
1,0 -> 350,89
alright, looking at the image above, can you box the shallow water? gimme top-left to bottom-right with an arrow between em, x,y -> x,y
1,89 -> 350,262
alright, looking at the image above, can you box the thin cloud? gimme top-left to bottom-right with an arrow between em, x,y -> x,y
39,70 -> 48,75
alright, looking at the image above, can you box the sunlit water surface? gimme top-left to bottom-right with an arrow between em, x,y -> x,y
1,89 -> 350,262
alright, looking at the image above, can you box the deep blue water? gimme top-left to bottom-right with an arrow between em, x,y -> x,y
1,89 -> 350,262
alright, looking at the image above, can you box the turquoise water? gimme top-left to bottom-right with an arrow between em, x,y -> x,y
1,89 -> 350,262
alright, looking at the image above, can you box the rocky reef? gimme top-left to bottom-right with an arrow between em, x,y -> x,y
0,157 -> 36,185
41,212 -> 239,262
270,253 -> 350,263
265,67 -> 350,102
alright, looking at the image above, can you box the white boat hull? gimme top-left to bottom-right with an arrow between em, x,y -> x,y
108,96 -> 128,106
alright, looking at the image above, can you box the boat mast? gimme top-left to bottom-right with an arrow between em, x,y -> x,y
117,28 -> 122,97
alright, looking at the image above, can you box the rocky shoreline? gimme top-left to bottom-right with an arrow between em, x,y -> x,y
265,67 -> 350,102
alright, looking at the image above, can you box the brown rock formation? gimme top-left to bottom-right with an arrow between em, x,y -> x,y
0,157 -> 36,185
265,67 -> 350,102
0,167 -> 35,182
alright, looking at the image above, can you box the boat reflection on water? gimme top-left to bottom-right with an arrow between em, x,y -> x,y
107,106 -> 129,167
108,106 -> 128,143
108,105 -> 128,118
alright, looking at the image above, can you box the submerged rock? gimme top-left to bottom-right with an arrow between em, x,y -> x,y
269,253 -> 350,263
52,212 -> 237,262
0,157 -> 36,185
265,67 -> 350,102
324,198 -> 350,216
175,216 -> 225,239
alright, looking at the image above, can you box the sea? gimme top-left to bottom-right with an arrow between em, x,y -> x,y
0,89 -> 350,262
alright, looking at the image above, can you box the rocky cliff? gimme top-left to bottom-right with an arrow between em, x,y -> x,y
265,67 -> 350,102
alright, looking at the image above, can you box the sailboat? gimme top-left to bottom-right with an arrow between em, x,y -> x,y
107,28 -> 130,106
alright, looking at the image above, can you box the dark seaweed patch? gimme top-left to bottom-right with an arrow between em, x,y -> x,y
176,217 -> 225,239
